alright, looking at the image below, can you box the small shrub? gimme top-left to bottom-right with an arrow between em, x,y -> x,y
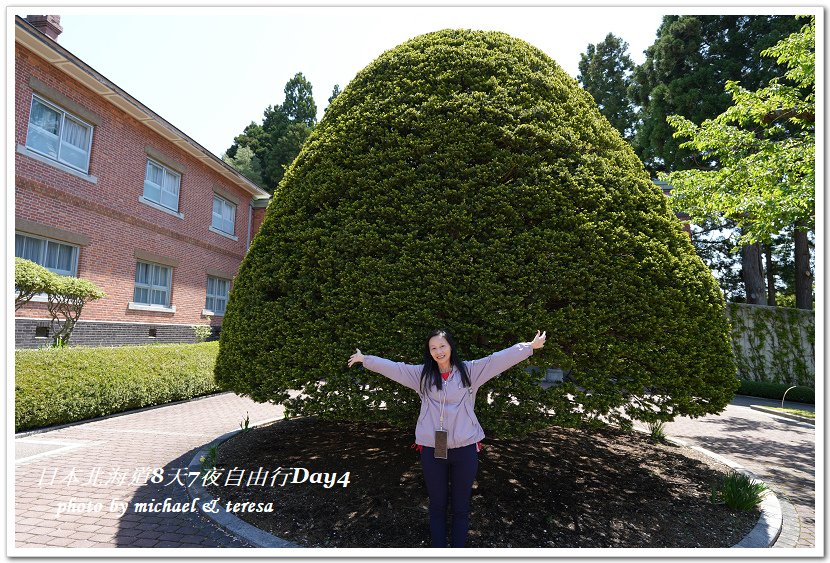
240,411 -> 251,432
648,421 -> 667,442
46,275 -> 105,346
16,258 -> 105,345
738,380 -> 814,404
15,342 -> 221,432
193,321 -> 213,343
711,471 -> 768,511
200,445 -> 218,473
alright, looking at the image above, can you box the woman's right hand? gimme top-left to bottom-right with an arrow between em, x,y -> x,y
348,349 -> 365,368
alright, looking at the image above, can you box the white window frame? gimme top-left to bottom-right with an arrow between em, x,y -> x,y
210,194 -> 237,238
203,276 -> 231,317
15,232 -> 79,277
130,261 -> 175,312
25,94 -> 93,174
142,158 -> 182,214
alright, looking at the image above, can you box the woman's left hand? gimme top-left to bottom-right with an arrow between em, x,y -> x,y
530,330 -> 546,350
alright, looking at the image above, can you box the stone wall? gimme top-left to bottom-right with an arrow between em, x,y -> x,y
725,303 -> 815,387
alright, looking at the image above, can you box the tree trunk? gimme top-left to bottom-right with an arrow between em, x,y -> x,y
764,243 -> 777,307
794,223 -> 813,309
741,242 -> 766,305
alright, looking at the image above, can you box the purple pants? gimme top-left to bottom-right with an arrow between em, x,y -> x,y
420,443 -> 479,547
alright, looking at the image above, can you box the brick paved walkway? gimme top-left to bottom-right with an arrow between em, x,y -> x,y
647,395 -> 816,549
14,393 -> 282,548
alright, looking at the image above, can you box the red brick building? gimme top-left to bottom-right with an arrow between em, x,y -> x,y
14,15 -> 271,348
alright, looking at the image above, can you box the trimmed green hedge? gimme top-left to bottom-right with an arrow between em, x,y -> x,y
738,379 -> 814,404
15,342 -> 221,432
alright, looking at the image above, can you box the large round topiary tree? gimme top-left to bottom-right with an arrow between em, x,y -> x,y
215,29 -> 738,437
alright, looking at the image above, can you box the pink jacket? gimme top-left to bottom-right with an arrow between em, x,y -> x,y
363,343 -> 535,449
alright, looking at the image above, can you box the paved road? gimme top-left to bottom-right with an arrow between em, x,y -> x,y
14,393 -> 281,548
644,395 -> 816,549
14,392 -> 816,550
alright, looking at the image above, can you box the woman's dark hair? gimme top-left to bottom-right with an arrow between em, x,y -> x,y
419,329 -> 471,394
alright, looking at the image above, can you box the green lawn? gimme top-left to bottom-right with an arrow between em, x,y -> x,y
761,406 -> 815,419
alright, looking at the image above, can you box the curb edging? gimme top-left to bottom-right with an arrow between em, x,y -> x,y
186,420 -> 300,548
659,434 -> 782,548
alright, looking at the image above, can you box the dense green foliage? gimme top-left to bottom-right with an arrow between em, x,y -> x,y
223,145 -> 264,187
631,15 -> 803,175
216,29 -> 738,437
280,72 -> 317,127
15,342 -> 221,432
577,33 -> 636,141
225,122 -> 266,171
662,18 -> 815,310
226,72 -> 318,192
626,15 -> 804,309
663,17 -> 815,247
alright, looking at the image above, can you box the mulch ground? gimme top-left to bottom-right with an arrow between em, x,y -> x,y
205,417 -> 758,548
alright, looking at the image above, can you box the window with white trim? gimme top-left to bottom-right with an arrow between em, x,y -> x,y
211,194 -> 236,235
143,159 -> 181,212
15,232 -> 79,277
25,95 -> 93,173
205,276 -> 230,316
133,261 -> 172,307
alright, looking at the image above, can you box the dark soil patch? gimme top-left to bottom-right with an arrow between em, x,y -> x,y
205,418 -> 758,548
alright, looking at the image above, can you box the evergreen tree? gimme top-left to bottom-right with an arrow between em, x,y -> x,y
216,30 -> 738,437
225,121 -> 266,164
328,84 -> 342,105
262,104 -> 289,137
635,15 -> 803,306
263,122 -> 312,189
663,17 -> 815,309
225,74 -> 318,193
223,145 -> 264,187
281,72 -> 317,127
631,15 -> 802,175
577,33 -> 636,141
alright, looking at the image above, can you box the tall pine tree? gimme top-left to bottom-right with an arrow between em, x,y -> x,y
631,15 -> 802,175
281,72 -> 317,127
577,33 -> 636,141
225,73 -> 318,193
